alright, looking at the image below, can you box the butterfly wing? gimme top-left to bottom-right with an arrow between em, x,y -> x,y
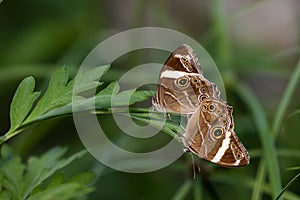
182,98 -> 250,167
153,44 -> 220,114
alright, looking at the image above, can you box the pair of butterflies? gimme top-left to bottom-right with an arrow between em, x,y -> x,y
153,44 -> 249,167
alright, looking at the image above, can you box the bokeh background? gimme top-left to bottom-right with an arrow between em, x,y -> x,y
0,0 -> 299,199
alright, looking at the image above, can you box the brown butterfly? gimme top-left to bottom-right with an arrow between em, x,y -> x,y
182,98 -> 250,167
152,44 -> 220,115
153,44 -> 250,167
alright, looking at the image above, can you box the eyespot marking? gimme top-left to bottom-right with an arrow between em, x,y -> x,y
176,77 -> 189,87
213,127 -> 224,138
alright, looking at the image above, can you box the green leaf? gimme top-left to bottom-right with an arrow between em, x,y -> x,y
275,172 -> 300,200
26,171 -> 95,200
126,111 -> 183,141
236,84 -> 282,198
22,148 -> 86,199
129,90 -> 154,105
25,65 -> 110,123
69,172 -> 96,186
286,166 -> 300,171
0,145 -> 25,199
74,65 -> 110,94
0,145 -> 91,200
25,67 -> 73,122
172,180 -> 193,200
22,147 -> 68,198
211,172 -> 300,200
46,172 -> 65,188
27,183 -> 82,200
96,81 -> 119,96
94,89 -> 153,110
272,58 -> 300,139
2,65 -> 153,144
9,76 -> 40,132
287,109 -> 300,118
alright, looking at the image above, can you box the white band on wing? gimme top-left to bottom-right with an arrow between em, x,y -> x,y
160,70 -> 200,79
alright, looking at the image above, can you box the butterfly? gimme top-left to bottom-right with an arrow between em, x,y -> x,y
182,98 -> 249,167
153,44 -> 250,167
152,44 -> 220,115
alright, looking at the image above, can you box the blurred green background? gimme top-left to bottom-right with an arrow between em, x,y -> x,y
0,0 -> 299,199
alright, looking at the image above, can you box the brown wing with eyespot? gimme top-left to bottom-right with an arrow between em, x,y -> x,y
182,98 -> 250,167
153,44 -> 220,114
161,44 -> 202,73
155,75 -> 220,114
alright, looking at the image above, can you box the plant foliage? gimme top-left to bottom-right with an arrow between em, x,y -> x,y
0,145 -> 95,200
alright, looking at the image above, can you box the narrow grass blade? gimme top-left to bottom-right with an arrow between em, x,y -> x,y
251,161 -> 266,200
236,84 -> 282,198
272,58 -> 300,139
171,180 -> 193,200
275,172 -> 300,200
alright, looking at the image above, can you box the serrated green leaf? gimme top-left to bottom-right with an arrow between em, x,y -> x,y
27,170 -> 94,200
74,65 -> 110,94
69,172 -> 96,185
0,145 -> 88,199
94,89 -> 153,111
129,90 -> 154,105
47,172 -> 65,188
25,67 -> 73,122
36,88 -> 153,119
24,66 -> 110,123
23,148 -> 87,199
2,65 -> 154,144
22,147 -> 68,198
104,89 -> 153,107
9,76 -> 40,132
96,81 -> 119,96
27,183 -> 81,200
0,145 -> 25,199
112,89 -> 136,106
76,65 -> 109,85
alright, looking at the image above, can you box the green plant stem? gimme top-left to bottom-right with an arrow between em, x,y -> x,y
172,180 -> 193,200
209,0 -> 232,66
275,172 -> 300,200
236,84 -> 282,198
0,129 -> 24,145
211,173 -> 299,200
0,107 -> 175,145
251,161 -> 266,200
193,180 -> 202,200
272,58 -> 300,139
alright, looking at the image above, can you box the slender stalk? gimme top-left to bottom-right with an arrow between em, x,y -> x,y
236,84 -> 282,198
275,172 -> 300,200
172,180 -> 193,200
251,162 -> 266,200
272,59 -> 300,139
